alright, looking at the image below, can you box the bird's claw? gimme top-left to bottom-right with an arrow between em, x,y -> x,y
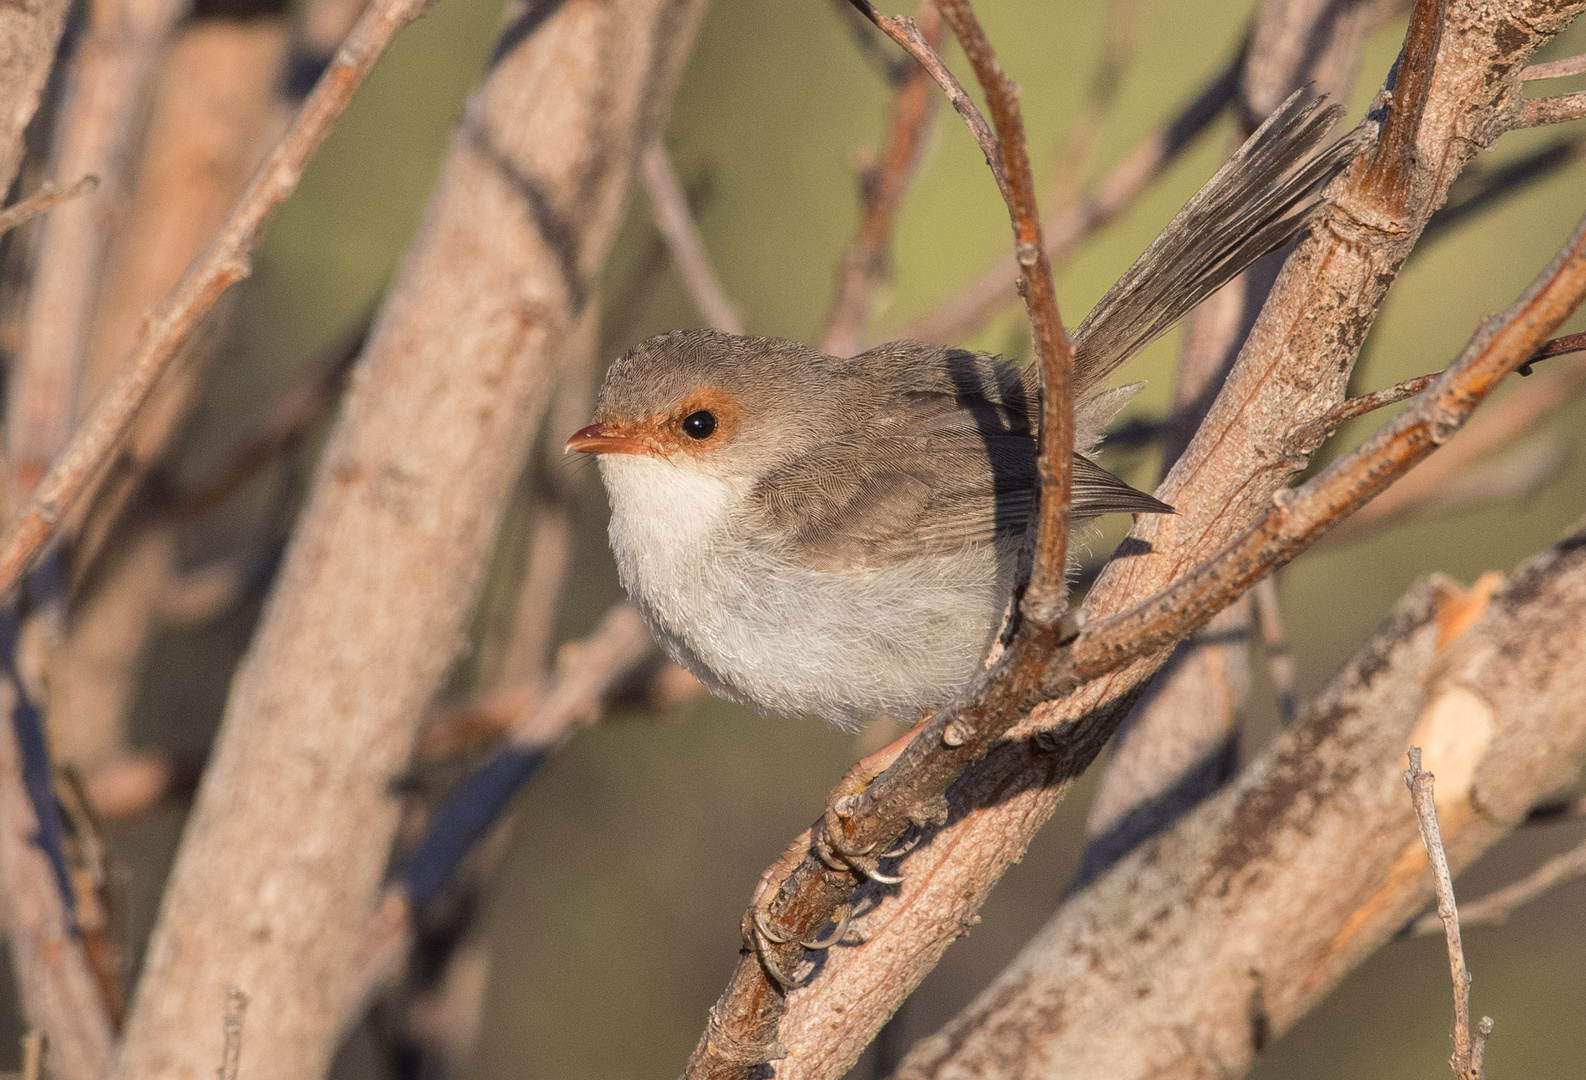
815,805 -> 906,885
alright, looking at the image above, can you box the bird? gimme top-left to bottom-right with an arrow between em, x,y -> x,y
568,93 -> 1363,730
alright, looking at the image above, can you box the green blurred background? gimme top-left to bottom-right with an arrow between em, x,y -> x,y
33,0 -> 1586,1077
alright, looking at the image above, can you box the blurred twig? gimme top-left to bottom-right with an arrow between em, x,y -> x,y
0,177 -> 98,240
1413,834 -> 1586,935
906,45 -> 1243,344
639,142 -> 743,334
1405,747 -> 1493,1080
1252,574 -> 1296,726
218,988 -> 248,1080
820,2 -> 941,357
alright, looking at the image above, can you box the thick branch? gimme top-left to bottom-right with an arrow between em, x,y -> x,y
894,526 -> 1586,1080
766,4 -> 1586,1073
112,5 -> 709,1080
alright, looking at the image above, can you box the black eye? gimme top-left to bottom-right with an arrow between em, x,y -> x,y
681,410 -> 717,440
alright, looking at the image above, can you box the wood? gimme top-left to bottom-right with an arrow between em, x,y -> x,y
111,5 -> 709,1080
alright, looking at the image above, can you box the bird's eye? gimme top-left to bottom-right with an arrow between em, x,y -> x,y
681,410 -> 717,440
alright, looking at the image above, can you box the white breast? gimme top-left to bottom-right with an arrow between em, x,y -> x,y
597,454 -> 1012,729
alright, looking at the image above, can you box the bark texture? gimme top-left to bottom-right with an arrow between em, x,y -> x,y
895,528 -> 1586,1080
0,0 -> 71,202
768,2 -> 1585,1074
113,4 -> 709,1080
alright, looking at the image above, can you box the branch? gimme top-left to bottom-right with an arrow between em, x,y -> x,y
1406,747 -> 1492,1080
1413,834 -> 1586,934
1522,51 -> 1586,80
893,530 -> 1586,1080
0,678 -> 113,1080
6,0 -> 190,501
819,1 -> 942,357
217,987 -> 248,1080
0,177 -> 99,239
766,3 -> 1586,1069
639,142 -> 743,334
0,0 -> 428,601
906,46 -> 1242,345
1252,575 -> 1296,725
112,6 -> 711,1080
1519,89 -> 1586,127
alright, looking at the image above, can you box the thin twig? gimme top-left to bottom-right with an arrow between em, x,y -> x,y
1251,576 -> 1296,725
906,45 -> 1243,344
0,177 -> 98,240
931,0 -> 1074,621
0,0 -> 432,601
639,143 -> 742,334
217,987 -> 248,1080
1405,747 -> 1492,1080
1521,51 -> 1586,80
1321,347 -> 1586,547
1301,324 -> 1584,444
1414,834 -> 1586,934
1519,90 -> 1586,127
844,2 -> 1006,199
820,1 -> 941,357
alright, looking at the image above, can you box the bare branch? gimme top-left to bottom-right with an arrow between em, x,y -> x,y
932,0 -> 1075,619
0,178 -> 99,240
1405,747 -> 1492,1080
639,142 -> 743,334
820,1 -> 941,357
906,48 -> 1241,345
6,0 -> 189,502
19,1032 -> 43,1080
112,6 -> 710,1080
0,681 -> 114,1080
1518,89 -> 1586,127
767,3 -> 1586,1069
1420,833 -> 1586,936
893,532 -> 1586,1080
1521,50 -> 1586,79
0,0 -> 430,601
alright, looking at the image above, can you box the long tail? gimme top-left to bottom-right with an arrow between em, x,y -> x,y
1071,89 -> 1368,394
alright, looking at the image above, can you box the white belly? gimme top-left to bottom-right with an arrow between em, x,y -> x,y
598,455 -> 1013,729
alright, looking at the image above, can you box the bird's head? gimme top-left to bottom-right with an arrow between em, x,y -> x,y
566,329 -> 837,486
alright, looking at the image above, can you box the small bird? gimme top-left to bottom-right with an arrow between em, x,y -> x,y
569,94 -> 1361,729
